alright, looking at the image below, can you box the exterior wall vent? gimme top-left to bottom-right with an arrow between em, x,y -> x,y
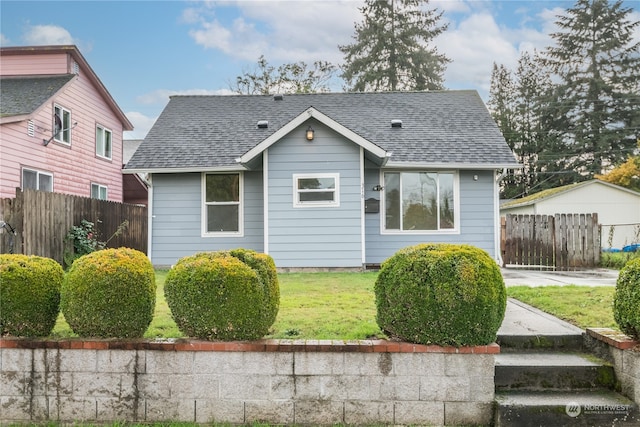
72,61 -> 80,75
27,120 -> 35,137
273,94 -> 284,101
257,120 -> 269,129
391,119 -> 402,128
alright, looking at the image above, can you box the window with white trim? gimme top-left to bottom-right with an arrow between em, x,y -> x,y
54,105 -> 71,144
96,125 -> 112,159
293,173 -> 339,207
22,168 -> 53,192
91,183 -> 108,200
383,171 -> 456,232
203,173 -> 242,235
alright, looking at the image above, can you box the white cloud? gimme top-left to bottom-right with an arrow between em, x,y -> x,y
124,112 -> 157,140
0,33 -> 10,46
186,1 -> 362,64
23,25 -> 76,45
438,13 -> 519,96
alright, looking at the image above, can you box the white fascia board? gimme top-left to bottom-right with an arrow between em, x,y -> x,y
238,107 -> 388,164
122,165 -> 245,174
384,161 -> 523,170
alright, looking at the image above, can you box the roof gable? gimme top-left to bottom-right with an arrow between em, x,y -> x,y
0,74 -> 75,123
125,91 -> 520,173
0,45 -> 133,130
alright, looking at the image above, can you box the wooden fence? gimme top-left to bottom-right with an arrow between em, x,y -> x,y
0,188 -> 147,265
501,213 -> 600,270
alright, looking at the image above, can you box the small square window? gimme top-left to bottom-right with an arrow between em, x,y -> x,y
91,183 -> 108,200
293,173 -> 339,207
22,168 -> 53,192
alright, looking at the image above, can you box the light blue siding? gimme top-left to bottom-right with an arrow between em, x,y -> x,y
266,121 -> 363,268
364,169 -> 497,265
150,172 -> 264,266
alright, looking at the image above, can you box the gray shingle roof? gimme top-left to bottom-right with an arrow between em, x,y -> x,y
126,90 -> 520,171
0,75 -> 75,117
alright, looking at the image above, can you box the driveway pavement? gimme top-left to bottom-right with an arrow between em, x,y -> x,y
501,267 -> 619,287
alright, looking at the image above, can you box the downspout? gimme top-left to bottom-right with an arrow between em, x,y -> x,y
495,168 -> 508,266
147,174 -> 153,263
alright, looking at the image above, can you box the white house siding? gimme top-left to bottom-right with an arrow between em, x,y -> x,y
266,122 -> 363,268
150,172 -> 264,267
364,169 -> 497,265
501,181 -> 640,249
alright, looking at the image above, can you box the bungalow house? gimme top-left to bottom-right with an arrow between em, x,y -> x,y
0,45 -> 133,202
124,91 -> 520,269
500,179 -> 640,250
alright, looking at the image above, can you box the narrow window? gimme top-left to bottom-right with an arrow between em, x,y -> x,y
293,173 -> 339,207
91,183 -> 108,200
96,125 -> 112,159
53,105 -> 71,144
22,168 -> 53,192
383,171 -> 456,232
204,173 -> 242,234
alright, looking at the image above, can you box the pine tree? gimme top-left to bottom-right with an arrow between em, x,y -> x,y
339,0 -> 450,91
541,0 -> 640,182
489,52 -> 553,198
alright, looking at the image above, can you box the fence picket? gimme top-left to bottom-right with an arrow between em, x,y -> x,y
503,213 -> 600,270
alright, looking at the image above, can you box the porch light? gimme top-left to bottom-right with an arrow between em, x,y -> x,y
306,126 -> 315,141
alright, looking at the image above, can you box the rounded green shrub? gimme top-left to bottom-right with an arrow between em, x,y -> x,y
613,258 -> 640,339
164,250 -> 279,340
61,248 -> 156,338
0,254 -> 63,337
375,243 -> 506,346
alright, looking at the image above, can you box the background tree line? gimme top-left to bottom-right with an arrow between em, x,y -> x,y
229,0 -> 639,199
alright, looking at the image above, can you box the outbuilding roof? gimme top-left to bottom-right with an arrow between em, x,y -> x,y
125,90 -> 520,173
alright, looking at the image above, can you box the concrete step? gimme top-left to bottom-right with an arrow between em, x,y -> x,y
494,390 -> 640,427
495,352 -> 616,391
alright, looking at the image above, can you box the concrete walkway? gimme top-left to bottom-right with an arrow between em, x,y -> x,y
499,268 -> 619,337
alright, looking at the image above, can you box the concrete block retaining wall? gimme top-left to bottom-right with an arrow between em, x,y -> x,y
585,328 -> 640,405
0,339 -> 498,425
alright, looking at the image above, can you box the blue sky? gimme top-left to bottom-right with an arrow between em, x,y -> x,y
1,0 -> 638,139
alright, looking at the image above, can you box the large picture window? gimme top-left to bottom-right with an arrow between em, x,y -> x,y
383,171 -> 456,232
22,168 -> 53,192
204,173 -> 242,235
293,173 -> 339,207
96,125 -> 112,159
54,105 -> 71,144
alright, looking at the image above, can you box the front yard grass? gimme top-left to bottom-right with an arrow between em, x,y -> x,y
49,271 -> 619,339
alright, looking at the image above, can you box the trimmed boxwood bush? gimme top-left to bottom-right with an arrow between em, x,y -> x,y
0,254 -> 63,337
375,243 -> 506,346
61,248 -> 156,338
613,258 -> 640,339
164,250 -> 279,340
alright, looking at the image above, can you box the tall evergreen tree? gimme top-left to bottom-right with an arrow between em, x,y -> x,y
489,52 -> 553,198
541,0 -> 640,184
339,0 -> 450,91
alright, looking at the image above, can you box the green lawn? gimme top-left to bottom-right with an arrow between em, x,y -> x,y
50,271 -> 619,339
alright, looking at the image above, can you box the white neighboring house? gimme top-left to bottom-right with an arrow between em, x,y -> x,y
500,180 -> 640,250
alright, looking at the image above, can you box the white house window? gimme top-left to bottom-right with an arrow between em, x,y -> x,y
203,173 -> 242,235
383,171 -> 456,232
91,183 -> 108,200
96,125 -> 112,159
22,168 -> 53,192
54,104 -> 71,144
293,173 -> 339,207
